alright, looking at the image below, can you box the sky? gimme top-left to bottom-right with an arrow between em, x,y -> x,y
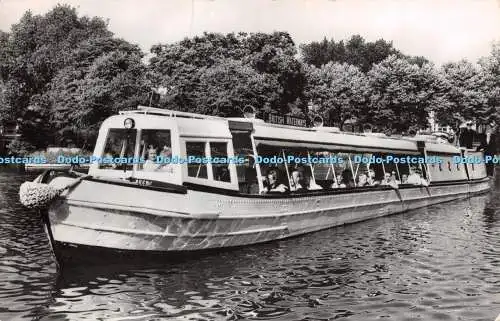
0,0 -> 499,65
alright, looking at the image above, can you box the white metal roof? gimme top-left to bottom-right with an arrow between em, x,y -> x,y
113,107 -> 462,155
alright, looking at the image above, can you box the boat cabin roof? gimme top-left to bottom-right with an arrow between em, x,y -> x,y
114,106 -> 461,155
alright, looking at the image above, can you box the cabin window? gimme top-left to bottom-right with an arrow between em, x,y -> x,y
232,133 -> 258,193
210,142 -> 230,182
99,128 -> 137,170
257,145 -> 291,191
186,142 -> 208,179
138,129 -> 172,172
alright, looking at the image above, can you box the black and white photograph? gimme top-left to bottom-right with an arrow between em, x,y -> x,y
0,0 -> 499,320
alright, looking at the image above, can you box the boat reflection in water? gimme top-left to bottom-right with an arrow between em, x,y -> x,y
20,106 -> 491,262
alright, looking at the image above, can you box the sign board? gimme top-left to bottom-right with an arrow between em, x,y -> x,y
263,113 -> 308,127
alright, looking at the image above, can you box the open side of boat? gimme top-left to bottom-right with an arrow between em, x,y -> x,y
33,106 -> 491,256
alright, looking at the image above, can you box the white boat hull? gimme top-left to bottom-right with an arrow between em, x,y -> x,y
46,177 -> 491,252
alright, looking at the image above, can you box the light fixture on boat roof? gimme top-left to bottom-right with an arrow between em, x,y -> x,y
312,115 -> 323,128
124,118 -> 135,129
243,105 -> 256,119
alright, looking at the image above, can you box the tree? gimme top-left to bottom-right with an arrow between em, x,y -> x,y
479,42 -> 500,123
0,5 -> 113,149
300,35 -> 401,72
435,60 -> 490,127
48,49 -> 148,146
0,5 -> 146,149
191,59 -> 281,117
366,55 -> 447,132
148,31 -> 307,115
304,62 -> 370,128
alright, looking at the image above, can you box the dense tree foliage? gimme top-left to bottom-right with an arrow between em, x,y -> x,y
304,62 -> 370,128
300,35 -> 430,72
366,56 -> 450,132
148,32 -> 307,116
431,60 -> 490,128
0,5 -> 147,152
479,43 -> 500,123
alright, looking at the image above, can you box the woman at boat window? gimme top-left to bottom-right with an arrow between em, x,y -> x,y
290,169 -> 306,192
340,169 -> 355,188
291,166 -> 323,191
143,146 -> 159,171
264,169 -> 288,193
407,167 -> 428,186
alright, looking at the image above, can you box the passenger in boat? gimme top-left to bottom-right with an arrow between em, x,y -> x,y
264,169 -> 289,193
407,167 -> 428,186
381,172 -> 392,185
390,171 -> 401,184
330,177 -> 342,188
366,169 -> 380,186
143,146 -> 159,171
290,169 -> 306,192
357,173 -> 369,187
401,174 -> 408,184
383,171 -> 400,188
340,169 -> 355,188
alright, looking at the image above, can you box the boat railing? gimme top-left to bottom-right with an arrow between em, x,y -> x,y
119,106 -> 225,121
118,106 -> 453,146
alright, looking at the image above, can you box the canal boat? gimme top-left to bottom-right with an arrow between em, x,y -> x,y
21,106 -> 491,257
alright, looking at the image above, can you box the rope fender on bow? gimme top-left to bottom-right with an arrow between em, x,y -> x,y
19,172 -> 90,209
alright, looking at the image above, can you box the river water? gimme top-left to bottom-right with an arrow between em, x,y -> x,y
0,170 -> 498,321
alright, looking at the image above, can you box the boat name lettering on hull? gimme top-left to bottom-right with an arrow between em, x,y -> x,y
136,179 -> 152,186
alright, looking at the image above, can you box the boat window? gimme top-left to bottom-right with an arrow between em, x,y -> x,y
310,151 -> 338,189
257,145 -> 291,193
138,129 -> 172,172
210,142 -> 230,182
186,142 -> 208,179
99,128 -> 137,170
232,133 -> 259,194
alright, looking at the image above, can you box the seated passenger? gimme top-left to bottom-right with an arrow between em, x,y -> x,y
340,169 -> 355,188
367,169 -> 380,186
263,169 -> 288,193
391,171 -> 401,184
401,174 -> 408,184
143,146 -> 159,171
381,172 -> 392,185
307,179 -> 324,190
357,173 -> 369,187
381,172 -> 399,188
407,167 -> 428,186
330,177 -> 343,188
290,169 -> 306,192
